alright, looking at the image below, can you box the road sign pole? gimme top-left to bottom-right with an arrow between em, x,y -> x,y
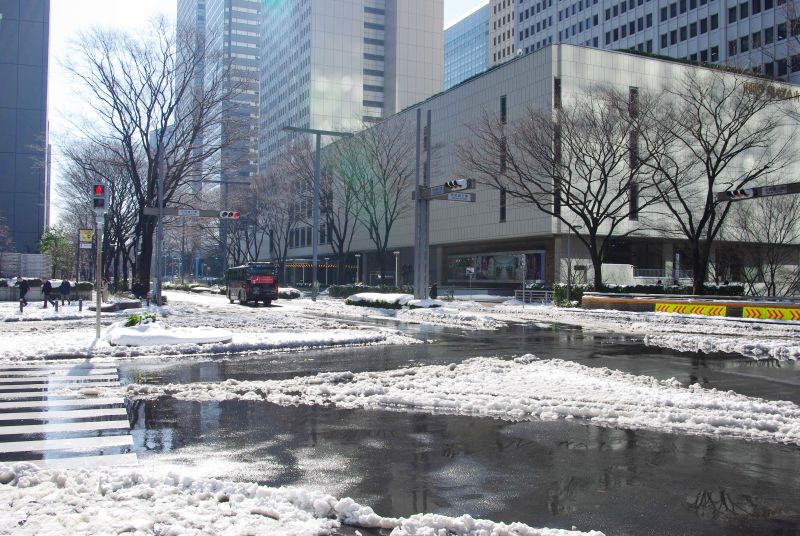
95,214 -> 103,339
312,132 -> 322,301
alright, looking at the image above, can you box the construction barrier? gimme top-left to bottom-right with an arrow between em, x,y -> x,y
742,306 -> 800,321
655,303 -> 727,316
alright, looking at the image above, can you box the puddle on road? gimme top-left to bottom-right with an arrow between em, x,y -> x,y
118,322 -> 800,535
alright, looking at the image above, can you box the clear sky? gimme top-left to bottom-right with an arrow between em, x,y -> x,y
47,0 -> 486,222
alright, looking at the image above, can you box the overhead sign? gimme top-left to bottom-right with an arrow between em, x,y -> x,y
178,209 -> 200,217
431,192 -> 476,202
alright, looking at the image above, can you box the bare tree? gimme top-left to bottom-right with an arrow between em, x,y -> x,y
639,71 -> 796,294
0,211 -> 13,252
336,119 -> 414,281
460,88 -> 659,289
729,195 -> 800,296
280,138 -> 362,284
65,17 -> 246,292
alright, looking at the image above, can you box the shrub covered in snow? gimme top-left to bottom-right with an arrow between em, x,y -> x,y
279,287 -> 302,299
125,312 -> 158,327
74,281 -> 95,291
329,284 -> 413,298
345,292 -> 413,309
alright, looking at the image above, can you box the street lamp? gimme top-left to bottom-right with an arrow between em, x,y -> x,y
394,251 -> 400,288
283,125 -> 353,301
355,254 -> 361,284
324,257 -> 329,286
566,224 -> 583,304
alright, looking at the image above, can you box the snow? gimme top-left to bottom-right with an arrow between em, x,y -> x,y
644,333 -> 800,361
0,327 -> 418,363
105,321 -> 234,347
346,292 -> 414,306
0,463 -> 602,536
120,355 -> 800,445
279,287 -> 302,299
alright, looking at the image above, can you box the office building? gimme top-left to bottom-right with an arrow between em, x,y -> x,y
445,2 -> 489,89
203,0 -> 260,186
280,44 -> 799,288
259,0 -> 444,168
0,0 -> 49,253
515,0 -> 800,83
490,0 -> 519,66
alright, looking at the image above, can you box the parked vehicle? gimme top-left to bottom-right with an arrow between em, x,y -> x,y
226,262 -> 279,306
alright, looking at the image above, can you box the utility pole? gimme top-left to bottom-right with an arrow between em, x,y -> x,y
413,108 -> 431,299
283,126 -> 353,301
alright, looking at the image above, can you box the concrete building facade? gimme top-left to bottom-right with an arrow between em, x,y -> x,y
445,2 -> 489,89
0,0 -> 50,253
515,0 -> 800,83
259,0 -> 444,169
490,0 -> 520,66
278,44 -> 799,288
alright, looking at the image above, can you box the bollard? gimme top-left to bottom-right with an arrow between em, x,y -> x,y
79,299 -> 82,312
55,301 -> 59,312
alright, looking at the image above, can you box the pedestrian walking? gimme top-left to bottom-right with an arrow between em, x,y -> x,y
58,279 -> 72,305
15,276 -> 30,306
42,280 -> 56,308
429,283 -> 438,300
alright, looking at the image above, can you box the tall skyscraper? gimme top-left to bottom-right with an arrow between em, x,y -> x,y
515,0 -> 800,83
259,0 -> 444,168
490,0 -> 519,66
445,2 -> 489,89
0,0 -> 50,253
204,0 -> 260,185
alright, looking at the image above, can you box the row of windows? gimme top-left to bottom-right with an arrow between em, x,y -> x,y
658,14 -> 719,47
364,53 -> 384,61
495,28 -> 514,45
493,45 -> 516,62
523,35 -> 554,53
364,6 -> 384,16
364,21 -> 384,31
600,14 -> 655,43
520,0 -> 553,21
604,0 -> 653,21
288,225 -> 333,249
521,15 -> 553,39
493,0 -> 515,14
763,56 -> 800,76
728,0 -> 785,23
659,0 -> 714,23
493,11 -> 515,30
728,21 -> 798,54
558,0 -> 598,22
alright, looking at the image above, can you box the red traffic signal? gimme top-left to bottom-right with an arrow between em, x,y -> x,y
93,184 -> 105,197
219,210 -> 240,219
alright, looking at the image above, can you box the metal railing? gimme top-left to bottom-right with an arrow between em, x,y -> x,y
514,289 -> 554,303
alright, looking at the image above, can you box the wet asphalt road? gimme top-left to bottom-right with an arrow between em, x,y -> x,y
120,321 -> 800,535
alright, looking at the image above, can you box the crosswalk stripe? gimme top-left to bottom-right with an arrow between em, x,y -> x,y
0,364 -> 117,372
0,375 -> 118,383
0,434 -> 133,454
18,453 -> 139,469
0,391 -> 105,400
0,420 -> 131,436
0,408 -> 129,421
0,397 -> 124,409
0,380 -> 116,390
0,368 -> 118,377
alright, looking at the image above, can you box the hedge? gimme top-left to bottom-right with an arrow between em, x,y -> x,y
328,284 -> 413,299
344,297 -> 403,309
74,282 -> 95,291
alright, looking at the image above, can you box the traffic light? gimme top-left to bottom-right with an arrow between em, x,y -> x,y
724,188 -> 756,201
219,210 -> 240,219
92,184 -> 106,211
444,179 -> 471,190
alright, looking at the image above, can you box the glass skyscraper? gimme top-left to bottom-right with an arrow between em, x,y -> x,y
445,2 -> 489,90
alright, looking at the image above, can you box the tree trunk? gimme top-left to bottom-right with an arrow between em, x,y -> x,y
691,240 -> 707,295
589,248 -> 603,290
136,218 -> 156,294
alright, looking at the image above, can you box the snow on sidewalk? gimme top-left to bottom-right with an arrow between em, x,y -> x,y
0,327 -> 419,362
124,356 -> 800,445
0,463 -> 602,536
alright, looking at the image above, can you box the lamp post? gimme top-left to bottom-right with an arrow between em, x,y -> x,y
283,126 -> 353,301
566,224 -> 583,304
324,257 -> 329,286
355,254 -> 361,284
394,251 -> 400,287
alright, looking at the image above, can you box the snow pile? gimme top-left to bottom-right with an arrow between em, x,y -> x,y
279,287 -> 302,299
0,328 -> 418,363
124,356 -> 800,445
0,463 -> 602,536
645,333 -> 800,361
406,298 -> 444,308
346,293 -> 414,307
105,320 -> 234,347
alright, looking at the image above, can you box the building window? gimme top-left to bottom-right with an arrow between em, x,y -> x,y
765,26 -> 774,44
764,61 -> 774,76
753,0 -> 762,13
701,18 -> 708,33
752,31 -> 761,48
740,2 -> 749,18
690,22 -> 697,37
500,95 -> 507,124
670,29 -> 677,44
670,3 -> 677,16
680,0 -> 687,12
553,78 -> 561,109
680,26 -> 687,41
728,39 -> 737,56
661,33 -> 668,47
777,58 -> 787,75
660,6 -> 668,20
710,14 -> 718,29
711,45 -> 719,61
500,188 -> 507,222
728,6 -> 737,22
778,22 -> 787,40
791,54 -> 800,72
646,39 -> 653,52
701,49 -> 709,61
647,13 -> 653,27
